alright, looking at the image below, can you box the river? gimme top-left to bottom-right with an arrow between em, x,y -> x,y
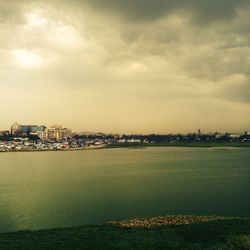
0,147 -> 249,232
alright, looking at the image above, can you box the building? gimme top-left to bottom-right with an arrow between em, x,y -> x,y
229,133 -> 241,139
11,122 -> 46,136
10,122 -> 72,140
42,125 -> 72,141
11,122 -> 21,135
0,130 -> 10,136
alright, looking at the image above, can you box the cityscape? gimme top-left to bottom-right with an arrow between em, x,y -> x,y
0,122 -> 249,152
1,0 -> 250,247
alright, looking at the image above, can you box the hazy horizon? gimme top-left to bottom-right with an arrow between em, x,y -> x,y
1,0 -> 250,133
0,121 -> 248,135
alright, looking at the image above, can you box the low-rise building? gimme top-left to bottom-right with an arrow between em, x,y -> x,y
11,122 -> 46,136
41,125 -> 72,141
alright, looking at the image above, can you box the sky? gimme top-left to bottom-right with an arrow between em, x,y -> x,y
0,0 -> 250,134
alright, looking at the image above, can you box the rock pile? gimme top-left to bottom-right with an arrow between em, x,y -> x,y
107,215 -> 223,228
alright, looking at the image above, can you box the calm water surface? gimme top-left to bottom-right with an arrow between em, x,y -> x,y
0,147 -> 249,232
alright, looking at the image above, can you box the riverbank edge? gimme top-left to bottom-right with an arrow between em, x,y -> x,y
0,215 -> 249,250
105,142 -> 250,149
1,142 -> 250,153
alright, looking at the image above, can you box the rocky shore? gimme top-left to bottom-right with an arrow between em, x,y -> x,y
0,215 -> 249,249
107,215 -> 228,228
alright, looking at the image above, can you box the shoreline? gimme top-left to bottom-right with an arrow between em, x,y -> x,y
0,215 -> 249,249
1,142 -> 250,153
0,146 -> 106,153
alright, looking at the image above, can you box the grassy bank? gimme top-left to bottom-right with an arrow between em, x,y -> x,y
0,216 -> 249,250
105,142 -> 250,149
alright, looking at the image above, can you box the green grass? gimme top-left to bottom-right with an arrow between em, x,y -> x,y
0,216 -> 249,250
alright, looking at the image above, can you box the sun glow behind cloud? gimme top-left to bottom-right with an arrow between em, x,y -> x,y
26,12 -> 48,27
13,49 -> 45,69
25,9 -> 80,48
0,0 -> 250,133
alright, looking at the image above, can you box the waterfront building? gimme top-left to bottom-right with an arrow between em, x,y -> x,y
10,122 -> 71,141
37,130 -> 48,141
0,130 -> 10,136
10,122 -> 21,135
11,122 -> 46,136
229,133 -> 241,139
43,125 -> 72,141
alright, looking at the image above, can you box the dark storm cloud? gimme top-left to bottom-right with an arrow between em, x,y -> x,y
1,0 -> 249,25
0,0 -> 250,132
78,0 -> 249,23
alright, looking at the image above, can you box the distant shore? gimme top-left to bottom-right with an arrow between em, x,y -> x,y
1,142 -> 250,153
105,141 -> 250,149
0,215 -> 249,249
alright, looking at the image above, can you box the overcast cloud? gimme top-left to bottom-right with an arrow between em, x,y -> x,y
0,0 -> 249,133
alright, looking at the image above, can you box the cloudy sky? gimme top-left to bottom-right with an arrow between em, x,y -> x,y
0,0 -> 250,133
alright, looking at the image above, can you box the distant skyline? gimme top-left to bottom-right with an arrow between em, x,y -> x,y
0,1 -> 250,133
1,121 -> 248,135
